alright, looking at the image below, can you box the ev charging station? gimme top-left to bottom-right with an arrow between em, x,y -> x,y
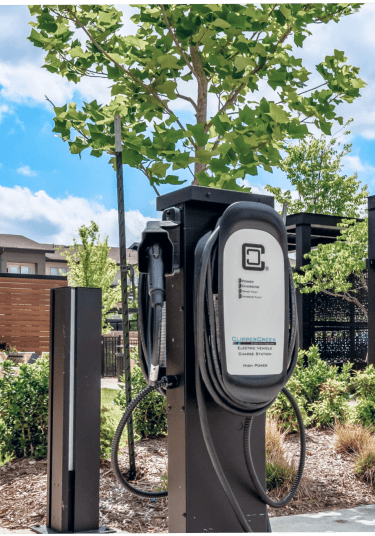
111,185 -> 305,533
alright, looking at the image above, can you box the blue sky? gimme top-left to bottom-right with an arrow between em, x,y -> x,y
1,4 -> 375,246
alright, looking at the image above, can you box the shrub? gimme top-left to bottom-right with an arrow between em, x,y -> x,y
114,347 -> 167,440
354,439 -> 375,486
351,397 -> 375,431
0,358 -> 49,459
268,346 -> 353,431
351,365 -> 375,398
309,379 -> 351,428
334,422 -> 372,455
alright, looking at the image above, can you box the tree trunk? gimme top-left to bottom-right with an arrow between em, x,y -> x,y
190,44 -> 207,185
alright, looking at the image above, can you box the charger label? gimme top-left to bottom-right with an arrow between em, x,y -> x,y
223,229 -> 285,376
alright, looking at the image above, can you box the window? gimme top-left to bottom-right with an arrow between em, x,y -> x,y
7,264 -> 33,274
50,267 -> 67,276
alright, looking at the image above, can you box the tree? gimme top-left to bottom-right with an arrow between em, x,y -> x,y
58,221 -> 121,333
28,4 -> 365,191
266,123 -> 368,217
293,219 -> 368,319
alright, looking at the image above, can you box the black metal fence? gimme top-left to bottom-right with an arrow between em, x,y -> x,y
101,335 -> 122,377
308,273 -> 368,368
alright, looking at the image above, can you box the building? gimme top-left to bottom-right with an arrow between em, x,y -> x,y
0,234 -> 138,280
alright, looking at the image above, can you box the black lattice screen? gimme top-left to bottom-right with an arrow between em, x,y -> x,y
309,272 -> 368,368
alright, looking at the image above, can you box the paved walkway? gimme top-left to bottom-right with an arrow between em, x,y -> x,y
271,504 -> 375,532
2,504 -> 375,533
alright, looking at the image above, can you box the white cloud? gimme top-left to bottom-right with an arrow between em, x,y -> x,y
343,155 -> 375,175
1,3 -> 375,140
17,165 -> 37,177
0,185 -> 152,247
0,104 -> 12,123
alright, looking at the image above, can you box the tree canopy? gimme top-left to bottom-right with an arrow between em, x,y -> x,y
293,219 -> 368,318
58,221 -> 121,333
266,123 -> 368,217
28,4 -> 365,191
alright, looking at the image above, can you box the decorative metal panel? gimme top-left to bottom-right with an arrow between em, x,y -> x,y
310,272 -> 368,368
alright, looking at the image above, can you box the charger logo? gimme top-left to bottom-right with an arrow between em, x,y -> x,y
242,243 -> 265,271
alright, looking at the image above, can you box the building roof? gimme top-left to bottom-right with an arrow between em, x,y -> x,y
45,245 -> 138,265
0,234 -> 138,265
0,234 -> 55,253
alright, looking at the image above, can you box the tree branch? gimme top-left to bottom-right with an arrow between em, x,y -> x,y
176,92 -> 198,111
140,164 -> 160,196
159,4 -> 197,78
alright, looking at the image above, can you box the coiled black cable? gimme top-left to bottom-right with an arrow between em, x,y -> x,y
194,225 -> 305,531
111,377 -> 171,498
244,387 -> 306,508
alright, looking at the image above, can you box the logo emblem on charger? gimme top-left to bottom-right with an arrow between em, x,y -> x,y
242,243 -> 265,271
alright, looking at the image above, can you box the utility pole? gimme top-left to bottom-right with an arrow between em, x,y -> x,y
114,115 -> 136,478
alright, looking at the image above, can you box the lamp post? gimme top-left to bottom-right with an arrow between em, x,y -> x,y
114,114 -> 136,479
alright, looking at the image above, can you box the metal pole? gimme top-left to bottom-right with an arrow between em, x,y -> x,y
114,115 -> 136,479
367,195 -> 375,366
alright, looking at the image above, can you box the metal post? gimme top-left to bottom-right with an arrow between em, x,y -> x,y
367,195 -> 375,365
295,223 -> 312,350
32,287 -> 114,534
114,115 -> 136,478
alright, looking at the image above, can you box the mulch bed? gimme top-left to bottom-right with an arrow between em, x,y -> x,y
267,427 -> 375,518
0,430 -> 374,532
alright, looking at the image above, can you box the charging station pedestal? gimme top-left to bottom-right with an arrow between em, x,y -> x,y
157,186 -> 274,533
32,287 -> 114,535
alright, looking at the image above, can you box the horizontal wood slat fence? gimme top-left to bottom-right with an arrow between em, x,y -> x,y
0,274 -> 67,354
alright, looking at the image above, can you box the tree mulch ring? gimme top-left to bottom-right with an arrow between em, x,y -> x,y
0,429 -> 374,533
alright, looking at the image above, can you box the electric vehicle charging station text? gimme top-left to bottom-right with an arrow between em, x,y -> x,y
111,185 -> 305,533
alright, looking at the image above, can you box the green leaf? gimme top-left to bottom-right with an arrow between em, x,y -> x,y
186,123 -> 209,147
158,55 -> 180,70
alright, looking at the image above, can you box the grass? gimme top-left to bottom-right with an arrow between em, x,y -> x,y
265,418 -> 297,492
354,439 -> 375,486
333,421 -> 375,488
101,388 -> 124,423
334,422 -> 372,454
101,388 -> 119,408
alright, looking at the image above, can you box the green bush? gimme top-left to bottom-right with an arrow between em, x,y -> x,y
0,357 -> 129,462
0,358 -> 49,459
309,379 -> 351,428
114,348 -> 167,440
351,397 -> 375,431
268,346 -> 353,431
351,365 -> 375,398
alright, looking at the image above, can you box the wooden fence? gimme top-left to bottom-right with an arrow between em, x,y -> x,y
0,273 -> 68,354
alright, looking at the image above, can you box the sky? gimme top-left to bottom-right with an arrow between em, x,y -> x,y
1,4 -> 375,247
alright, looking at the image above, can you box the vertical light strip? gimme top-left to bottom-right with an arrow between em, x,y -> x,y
68,288 -> 75,471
